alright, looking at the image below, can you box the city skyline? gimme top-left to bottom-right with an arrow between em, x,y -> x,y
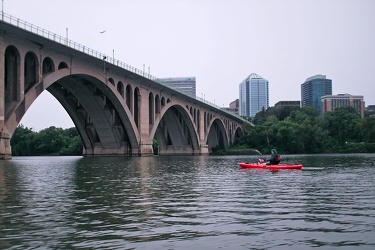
4,0 -> 375,131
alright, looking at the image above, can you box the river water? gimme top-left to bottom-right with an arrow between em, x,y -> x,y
0,154 -> 374,249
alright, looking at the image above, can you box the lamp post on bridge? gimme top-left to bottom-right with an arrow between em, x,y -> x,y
103,56 -> 107,74
66,27 -> 69,45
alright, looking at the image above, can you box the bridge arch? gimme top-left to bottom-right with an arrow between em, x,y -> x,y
42,57 -> 55,75
45,71 -> 140,156
117,81 -> 124,98
4,45 -> 20,106
155,95 -> 160,114
233,126 -> 243,144
134,87 -> 140,129
150,103 -> 200,155
126,84 -> 132,113
148,92 -> 154,125
58,61 -> 68,70
206,118 -> 229,152
5,64 -> 141,156
24,51 -> 39,92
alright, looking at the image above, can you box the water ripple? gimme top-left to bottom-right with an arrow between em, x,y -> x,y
0,155 -> 375,249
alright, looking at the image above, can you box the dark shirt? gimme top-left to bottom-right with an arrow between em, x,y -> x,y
267,153 -> 280,165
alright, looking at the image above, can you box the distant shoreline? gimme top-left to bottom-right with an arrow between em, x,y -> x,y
212,149 -> 262,155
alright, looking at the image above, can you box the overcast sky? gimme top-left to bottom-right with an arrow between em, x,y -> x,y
5,0 -> 375,131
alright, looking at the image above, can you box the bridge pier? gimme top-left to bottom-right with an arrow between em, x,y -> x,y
139,138 -> 154,156
0,129 -> 11,159
200,144 -> 209,155
0,34 -> 11,159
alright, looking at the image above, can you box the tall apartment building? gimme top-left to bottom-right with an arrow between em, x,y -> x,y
239,73 -> 269,117
321,94 -> 365,118
301,74 -> 332,115
158,77 -> 196,97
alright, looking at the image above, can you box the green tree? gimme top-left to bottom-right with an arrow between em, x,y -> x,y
275,106 -> 300,121
59,136 -> 83,155
11,125 -> 83,156
323,107 -> 362,145
10,124 -> 37,155
360,117 -> 375,143
289,106 -> 319,124
272,118 -> 303,153
253,107 -> 268,125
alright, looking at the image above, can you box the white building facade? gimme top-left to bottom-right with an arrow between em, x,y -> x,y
158,77 -> 196,97
239,73 -> 269,117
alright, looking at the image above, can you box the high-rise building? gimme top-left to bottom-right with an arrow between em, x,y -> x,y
301,74 -> 332,115
239,73 -> 269,117
158,77 -> 196,97
321,94 -> 365,118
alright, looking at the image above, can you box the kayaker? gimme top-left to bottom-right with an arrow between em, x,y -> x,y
265,149 -> 281,165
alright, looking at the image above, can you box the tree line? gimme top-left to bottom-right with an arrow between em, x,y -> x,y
10,125 -> 83,156
233,106 -> 375,154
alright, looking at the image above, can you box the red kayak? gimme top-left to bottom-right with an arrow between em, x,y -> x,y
239,162 -> 303,170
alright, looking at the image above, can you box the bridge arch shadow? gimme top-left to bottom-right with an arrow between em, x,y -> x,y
206,118 -> 229,153
150,103 -> 200,155
45,72 -> 140,156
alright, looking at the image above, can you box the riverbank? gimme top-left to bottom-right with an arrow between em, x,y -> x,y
212,142 -> 375,156
212,148 -> 262,155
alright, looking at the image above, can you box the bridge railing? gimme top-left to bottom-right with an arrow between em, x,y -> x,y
1,12 -> 246,122
1,12 -> 159,81
194,96 -> 244,120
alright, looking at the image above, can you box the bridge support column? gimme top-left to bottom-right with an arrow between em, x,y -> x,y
200,143 -> 209,155
0,129 -> 11,159
139,138 -> 154,156
0,121 -> 11,161
0,34 -> 12,159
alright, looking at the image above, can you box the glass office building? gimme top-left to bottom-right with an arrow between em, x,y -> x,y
239,73 -> 269,117
301,74 -> 332,115
158,77 -> 196,97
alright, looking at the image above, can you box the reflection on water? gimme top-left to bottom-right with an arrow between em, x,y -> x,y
0,154 -> 374,249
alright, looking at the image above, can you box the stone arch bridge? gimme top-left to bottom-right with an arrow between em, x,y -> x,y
0,14 -> 246,159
